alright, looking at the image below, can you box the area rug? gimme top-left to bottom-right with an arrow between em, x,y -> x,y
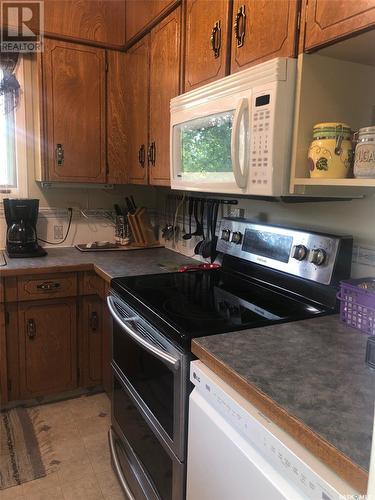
0,406 -> 57,490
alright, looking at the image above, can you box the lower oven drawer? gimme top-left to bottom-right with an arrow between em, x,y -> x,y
111,373 -> 185,500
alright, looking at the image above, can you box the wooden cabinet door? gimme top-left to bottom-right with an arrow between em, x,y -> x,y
305,0 -> 375,50
184,0 -> 231,91
18,299 -> 77,399
0,304 -> 7,406
230,0 -> 299,73
102,300 -> 112,396
107,50 -> 128,184
43,39 -> 106,183
149,8 -> 181,186
44,0 -> 126,47
81,296 -> 102,387
125,36 -> 150,184
125,0 -> 178,43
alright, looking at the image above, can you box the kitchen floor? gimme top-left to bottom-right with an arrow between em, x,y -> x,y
0,393 -> 124,500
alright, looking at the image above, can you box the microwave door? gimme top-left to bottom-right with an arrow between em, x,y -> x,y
231,97 -> 250,189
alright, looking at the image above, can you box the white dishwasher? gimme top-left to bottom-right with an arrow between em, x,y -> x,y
187,361 -> 359,500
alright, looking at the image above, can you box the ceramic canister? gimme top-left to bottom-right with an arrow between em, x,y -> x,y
308,122 -> 353,179
354,126 -> 375,178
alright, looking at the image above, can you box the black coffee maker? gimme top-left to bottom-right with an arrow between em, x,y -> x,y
3,199 -> 47,258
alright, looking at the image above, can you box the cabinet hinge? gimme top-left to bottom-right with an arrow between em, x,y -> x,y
5,310 -> 9,325
7,379 -> 11,392
105,61 -> 109,72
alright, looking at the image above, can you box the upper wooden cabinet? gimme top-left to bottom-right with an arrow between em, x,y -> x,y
125,36 -> 150,184
230,0 -> 299,73
42,39 -> 107,183
149,8 -> 181,185
125,0 -> 179,43
125,8 -> 181,187
304,0 -> 375,51
184,0 -> 231,91
107,50 -> 128,184
44,0 -> 126,47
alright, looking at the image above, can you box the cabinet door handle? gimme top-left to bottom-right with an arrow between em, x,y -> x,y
210,20 -> 221,58
56,144 -> 64,166
36,281 -> 61,291
148,142 -> 156,166
234,5 -> 246,48
138,144 -> 145,167
27,318 -> 36,339
90,311 -> 99,332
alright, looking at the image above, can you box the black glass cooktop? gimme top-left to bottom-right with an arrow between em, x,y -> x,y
111,269 -> 327,348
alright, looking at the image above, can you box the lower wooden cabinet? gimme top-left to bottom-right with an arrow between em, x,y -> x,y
3,272 -> 111,404
0,303 -> 7,406
18,299 -> 77,399
80,295 -> 103,387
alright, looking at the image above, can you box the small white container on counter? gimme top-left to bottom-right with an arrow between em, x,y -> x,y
354,126 -> 375,178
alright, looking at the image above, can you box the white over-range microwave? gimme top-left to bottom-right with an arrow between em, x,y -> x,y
170,57 -> 297,196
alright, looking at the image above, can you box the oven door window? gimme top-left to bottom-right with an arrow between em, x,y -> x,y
113,322 -> 174,439
113,376 -> 173,500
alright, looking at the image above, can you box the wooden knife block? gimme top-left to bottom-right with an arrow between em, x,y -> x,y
128,208 -> 159,246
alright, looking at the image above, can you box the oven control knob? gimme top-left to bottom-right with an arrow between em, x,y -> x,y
221,229 -> 231,242
308,248 -> 327,266
231,231 -> 243,244
291,244 -> 308,261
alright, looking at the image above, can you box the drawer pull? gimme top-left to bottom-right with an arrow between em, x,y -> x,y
90,311 -> 99,332
27,319 -> 36,339
36,282 -> 62,291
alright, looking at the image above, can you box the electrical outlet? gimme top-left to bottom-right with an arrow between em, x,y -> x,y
54,225 -> 64,240
357,246 -> 375,267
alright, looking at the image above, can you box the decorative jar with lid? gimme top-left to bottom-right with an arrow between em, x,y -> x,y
308,122 -> 353,179
354,126 -> 375,178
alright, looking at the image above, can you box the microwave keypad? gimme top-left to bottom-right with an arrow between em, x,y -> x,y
251,109 -> 271,186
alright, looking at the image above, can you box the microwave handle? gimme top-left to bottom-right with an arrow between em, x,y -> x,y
231,97 -> 249,189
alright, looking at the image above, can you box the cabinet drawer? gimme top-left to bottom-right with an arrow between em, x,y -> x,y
17,273 -> 78,301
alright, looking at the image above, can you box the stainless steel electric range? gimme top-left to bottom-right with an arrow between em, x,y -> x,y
107,218 -> 353,500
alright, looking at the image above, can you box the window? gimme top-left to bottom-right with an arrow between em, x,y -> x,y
0,59 -> 28,199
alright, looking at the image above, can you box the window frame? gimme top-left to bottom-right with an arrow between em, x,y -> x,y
0,56 -> 29,200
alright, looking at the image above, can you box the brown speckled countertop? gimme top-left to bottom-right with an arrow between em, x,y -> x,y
0,247 -> 195,281
192,315 -> 375,493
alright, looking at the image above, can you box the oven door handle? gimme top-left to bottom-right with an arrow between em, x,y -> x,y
108,430 -> 136,500
231,96 -> 249,189
107,296 -> 180,370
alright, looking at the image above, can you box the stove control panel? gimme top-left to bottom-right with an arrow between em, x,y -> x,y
217,218 -> 353,285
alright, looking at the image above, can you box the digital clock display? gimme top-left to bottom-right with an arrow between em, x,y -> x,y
242,229 -> 293,263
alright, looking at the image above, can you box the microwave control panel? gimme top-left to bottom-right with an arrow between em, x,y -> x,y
249,89 -> 274,193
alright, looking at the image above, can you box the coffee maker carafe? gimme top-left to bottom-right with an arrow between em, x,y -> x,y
3,199 -> 47,258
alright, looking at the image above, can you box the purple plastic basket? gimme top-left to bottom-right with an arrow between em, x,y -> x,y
338,278 -> 375,335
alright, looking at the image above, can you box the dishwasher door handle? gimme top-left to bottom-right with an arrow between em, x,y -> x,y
107,295 -> 180,370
